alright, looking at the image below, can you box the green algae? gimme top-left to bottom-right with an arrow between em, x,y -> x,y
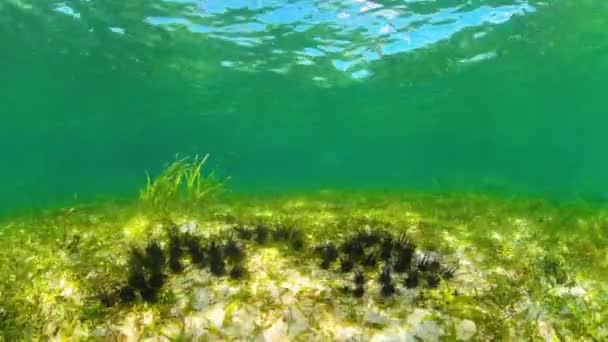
0,189 -> 607,340
139,154 -> 227,212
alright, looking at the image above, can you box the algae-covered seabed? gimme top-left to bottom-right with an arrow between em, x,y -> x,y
1,188 -> 607,341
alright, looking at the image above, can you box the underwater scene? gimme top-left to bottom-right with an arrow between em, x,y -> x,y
1,0 -> 608,340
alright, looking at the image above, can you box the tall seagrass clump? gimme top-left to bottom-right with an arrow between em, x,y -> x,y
139,154 -> 226,210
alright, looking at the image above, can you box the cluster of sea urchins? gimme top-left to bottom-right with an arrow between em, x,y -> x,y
314,230 -> 457,298
100,222 -> 308,306
99,223 -> 249,305
99,222 -> 454,305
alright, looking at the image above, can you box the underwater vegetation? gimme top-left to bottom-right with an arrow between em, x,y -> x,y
1,159 -> 608,341
139,154 -> 226,210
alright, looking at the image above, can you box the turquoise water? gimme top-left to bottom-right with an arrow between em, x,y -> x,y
1,0 -> 608,215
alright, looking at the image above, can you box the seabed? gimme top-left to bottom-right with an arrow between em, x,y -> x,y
0,160 -> 607,341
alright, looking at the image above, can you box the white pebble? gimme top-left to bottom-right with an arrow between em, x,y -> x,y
456,320 -> 477,341
414,320 -> 444,342
203,303 -> 225,330
263,318 -> 288,341
569,286 -> 586,297
364,310 -> 387,325
285,305 -> 309,336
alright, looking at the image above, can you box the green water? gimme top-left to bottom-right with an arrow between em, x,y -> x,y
2,0 -> 608,215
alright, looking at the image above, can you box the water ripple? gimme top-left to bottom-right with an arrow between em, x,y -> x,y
57,0 -> 537,79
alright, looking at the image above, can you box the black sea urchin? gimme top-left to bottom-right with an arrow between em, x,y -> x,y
340,256 -> 354,273
317,243 -> 338,269
208,241 -> 226,276
380,283 -> 395,297
341,237 -> 365,260
229,263 -> 246,279
379,237 -> 393,261
354,270 -> 365,286
254,225 -> 269,244
362,252 -> 378,268
378,264 -> 392,285
417,255 -> 440,273
405,270 -> 419,289
393,237 -> 415,273
167,230 -> 184,273
183,234 -> 205,267
224,239 -> 244,262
